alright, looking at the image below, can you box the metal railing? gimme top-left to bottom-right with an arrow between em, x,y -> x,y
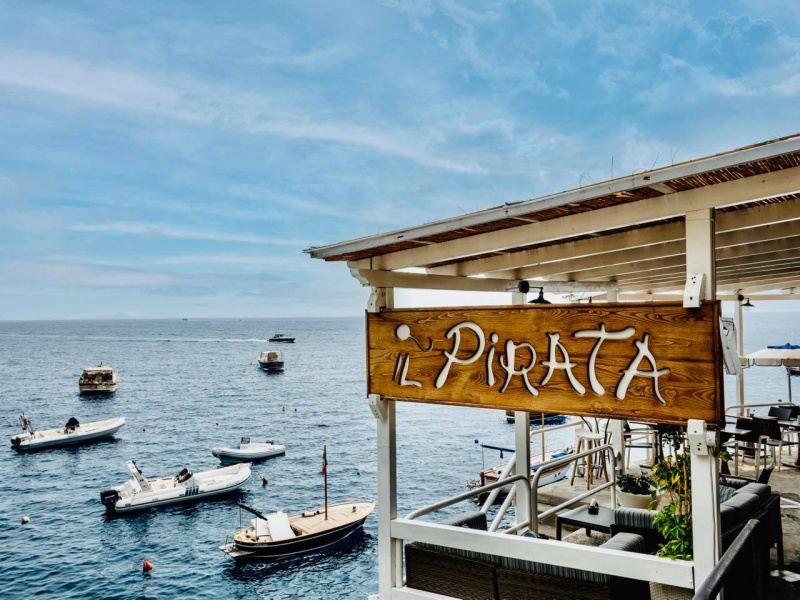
410,430 -> 616,539
479,419 -> 582,515
531,443 -> 617,537
692,518 -> 764,600
405,473 -> 532,529
725,401 -> 798,419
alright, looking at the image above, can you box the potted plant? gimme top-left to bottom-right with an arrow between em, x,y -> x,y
615,472 -> 657,509
648,426 -> 693,600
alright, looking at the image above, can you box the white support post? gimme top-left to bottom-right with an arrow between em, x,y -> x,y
685,209 -> 721,593
605,289 -> 626,474
369,287 -> 399,600
512,291 -> 532,532
735,299 -> 745,413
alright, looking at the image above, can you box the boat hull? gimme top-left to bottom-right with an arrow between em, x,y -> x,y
258,361 -> 284,372
102,463 -> 251,513
222,517 -> 367,560
477,449 -> 575,494
79,384 -> 118,394
212,446 -> 286,464
11,418 -> 125,451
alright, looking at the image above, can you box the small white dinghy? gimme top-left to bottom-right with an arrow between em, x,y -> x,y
100,460 -> 251,513
212,437 -> 286,464
10,414 -> 125,451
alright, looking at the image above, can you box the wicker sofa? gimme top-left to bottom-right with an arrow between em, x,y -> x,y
404,511 -> 650,600
611,481 -> 781,558
610,481 -> 782,600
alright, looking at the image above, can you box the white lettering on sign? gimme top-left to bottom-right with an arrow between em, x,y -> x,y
574,325 -> 636,395
616,333 -> 670,404
396,321 -> 672,406
540,332 -> 585,395
435,322 -> 486,388
499,340 -> 538,395
486,332 -> 499,387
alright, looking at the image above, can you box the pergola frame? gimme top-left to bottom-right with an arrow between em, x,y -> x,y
307,134 -> 800,599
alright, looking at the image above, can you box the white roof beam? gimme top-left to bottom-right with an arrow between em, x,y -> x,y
349,269 -> 617,293
623,272 -> 800,294
726,280 -> 800,294
504,240 -> 685,281
423,191 -> 800,278
512,218 -> 800,283
370,167 -> 800,271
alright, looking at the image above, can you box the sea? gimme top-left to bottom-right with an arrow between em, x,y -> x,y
0,309 -> 798,599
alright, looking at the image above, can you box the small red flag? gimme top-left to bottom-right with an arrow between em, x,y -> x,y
321,445 -> 328,475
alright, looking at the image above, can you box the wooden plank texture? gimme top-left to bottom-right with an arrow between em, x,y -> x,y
367,302 -> 723,425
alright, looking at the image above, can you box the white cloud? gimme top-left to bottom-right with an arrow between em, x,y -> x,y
68,221 -> 307,246
0,49 -> 486,174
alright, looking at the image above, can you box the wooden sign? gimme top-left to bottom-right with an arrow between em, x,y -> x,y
366,302 -> 724,425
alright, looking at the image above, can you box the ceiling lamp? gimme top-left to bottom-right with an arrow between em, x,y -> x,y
528,286 -> 551,305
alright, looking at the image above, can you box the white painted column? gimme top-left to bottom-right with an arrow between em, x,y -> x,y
605,288 -> 626,475
685,209 -> 721,592
369,287 -> 399,599
512,290 -> 532,532
735,299 -> 745,413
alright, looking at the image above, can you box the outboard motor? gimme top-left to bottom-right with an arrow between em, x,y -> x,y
100,489 -> 120,508
176,468 -> 193,483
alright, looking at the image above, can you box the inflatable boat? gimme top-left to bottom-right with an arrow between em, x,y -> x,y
101,460 -> 251,513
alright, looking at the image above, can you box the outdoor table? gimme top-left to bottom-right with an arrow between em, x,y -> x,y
555,505 -> 614,540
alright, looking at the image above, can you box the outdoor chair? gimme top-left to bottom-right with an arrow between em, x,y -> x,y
620,420 -> 658,469
754,416 -> 799,471
723,417 -> 759,475
768,405 -> 800,454
721,463 -> 775,488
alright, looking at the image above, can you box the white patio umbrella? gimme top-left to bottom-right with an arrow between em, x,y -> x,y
745,343 -> 800,402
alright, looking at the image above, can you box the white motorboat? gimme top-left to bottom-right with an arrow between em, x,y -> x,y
268,333 -> 295,343
79,365 -> 117,394
257,350 -> 284,372
100,460 -> 251,513
11,414 -> 125,451
212,437 -> 286,464
221,500 -> 375,560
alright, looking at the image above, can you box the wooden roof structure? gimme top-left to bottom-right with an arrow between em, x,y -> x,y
306,134 -> 800,300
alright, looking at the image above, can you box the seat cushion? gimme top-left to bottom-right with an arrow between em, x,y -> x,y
719,485 -> 738,503
613,507 -> 659,530
733,483 -> 770,503
719,504 -> 739,530
600,532 -> 646,554
722,492 -> 761,520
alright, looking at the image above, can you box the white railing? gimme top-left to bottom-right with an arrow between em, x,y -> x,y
725,401 -> 797,419
531,443 -> 617,537
394,444 -> 692,598
480,419 -> 582,514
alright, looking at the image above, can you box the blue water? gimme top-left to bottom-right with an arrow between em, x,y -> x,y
0,310 -> 797,598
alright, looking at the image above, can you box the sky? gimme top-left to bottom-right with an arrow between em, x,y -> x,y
1,1 -> 800,320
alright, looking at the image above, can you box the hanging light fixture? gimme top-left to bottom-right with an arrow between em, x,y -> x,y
738,294 -> 755,310
528,286 -> 551,305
